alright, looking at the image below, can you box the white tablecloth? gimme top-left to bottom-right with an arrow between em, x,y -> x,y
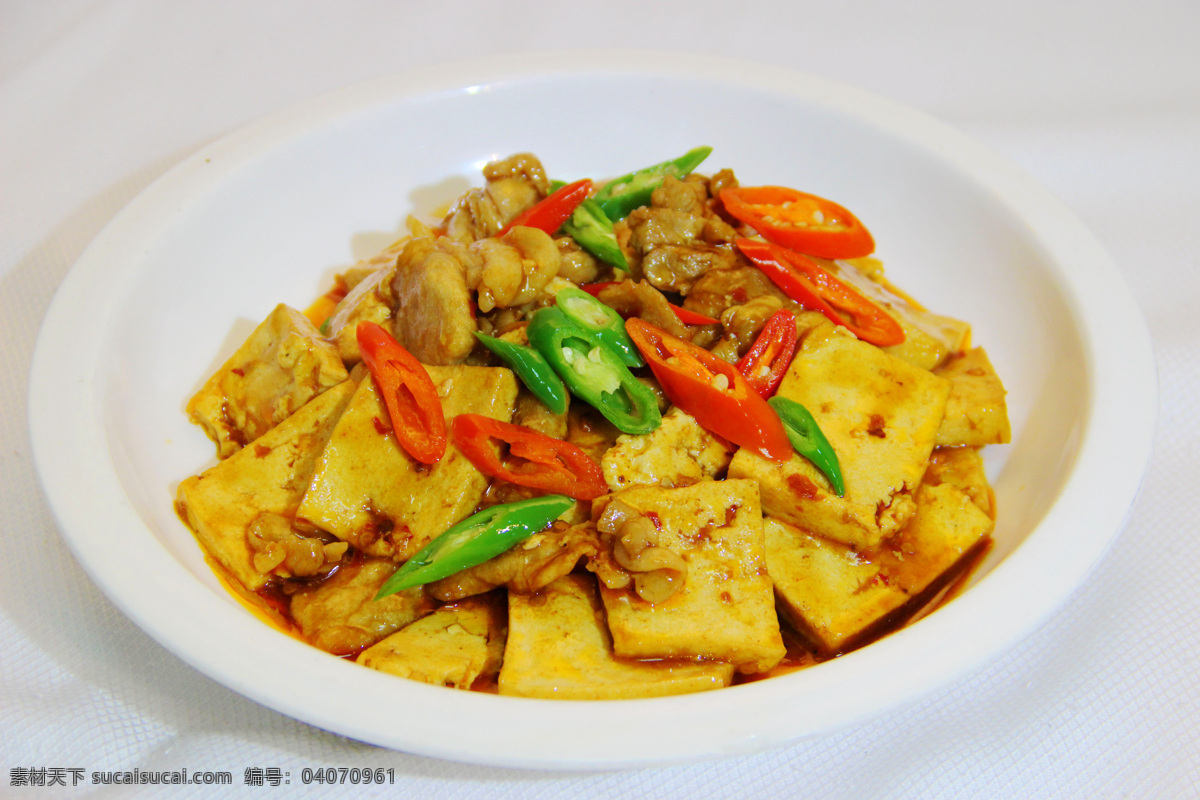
3,1 -> 1197,796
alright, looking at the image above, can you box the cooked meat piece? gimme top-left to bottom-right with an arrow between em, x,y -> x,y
289,558 -> 436,655
626,207 -> 706,252
245,512 -> 348,579
443,153 -> 549,242
426,522 -> 600,602
680,266 -> 793,321
707,168 -> 738,198
554,235 -> 603,285
640,243 -> 740,295
594,279 -> 690,339
389,236 -> 479,364
469,226 -> 561,313
650,174 -> 708,215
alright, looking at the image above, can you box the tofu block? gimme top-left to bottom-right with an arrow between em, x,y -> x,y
925,446 -> 994,518
934,347 -> 1012,446
595,480 -> 786,673
289,558 -> 435,655
358,594 -> 505,689
601,406 -> 734,491
187,303 -> 349,458
764,518 -> 910,656
728,321 -> 951,551
766,480 -> 993,655
296,364 -> 517,562
176,379 -> 357,592
498,575 -> 735,699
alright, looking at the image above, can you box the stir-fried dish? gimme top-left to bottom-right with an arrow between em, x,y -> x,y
176,148 -> 1010,698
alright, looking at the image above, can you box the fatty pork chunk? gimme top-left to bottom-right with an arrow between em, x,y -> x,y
498,574 -> 735,700
442,153 -> 549,243
295,363 -> 517,563
765,465 -> 994,657
389,226 -> 561,364
728,318 -> 951,553
589,479 -> 786,675
358,593 -> 506,690
187,303 -> 348,458
289,558 -> 435,656
176,378 -> 358,593
621,174 -> 740,295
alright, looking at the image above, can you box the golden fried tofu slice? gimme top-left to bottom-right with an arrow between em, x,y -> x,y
728,320 -> 952,552
601,406 -> 734,491
925,446 -> 994,518
289,558 -> 435,655
595,480 -> 785,674
176,379 -> 357,593
934,347 -> 1012,447
296,364 -> 517,562
358,593 -> 506,689
187,303 -> 349,458
766,480 -> 993,656
498,574 -> 735,699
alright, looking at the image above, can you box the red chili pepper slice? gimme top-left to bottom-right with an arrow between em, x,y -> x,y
450,414 -> 609,501
580,282 -> 720,326
498,179 -> 593,236
735,309 -> 798,399
625,318 -> 791,462
720,186 -> 875,260
356,321 -> 447,465
735,238 -> 905,347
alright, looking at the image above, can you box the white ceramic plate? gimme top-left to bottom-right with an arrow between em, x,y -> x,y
29,52 -> 1155,769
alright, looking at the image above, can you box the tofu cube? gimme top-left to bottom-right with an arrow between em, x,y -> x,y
176,379 -> 357,592
925,446 -> 994,518
595,480 -> 786,674
728,321 -> 951,551
296,364 -> 517,562
934,347 -> 1012,446
601,406 -> 734,491
187,303 -> 349,458
498,575 -> 735,699
358,594 -> 506,689
289,558 -> 435,655
766,480 -> 993,656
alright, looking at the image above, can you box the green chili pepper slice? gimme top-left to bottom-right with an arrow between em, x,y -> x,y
592,146 -> 714,221
527,307 -> 661,435
562,197 -> 629,271
374,494 -> 574,599
768,396 -> 846,497
474,332 -> 568,415
554,287 -> 642,368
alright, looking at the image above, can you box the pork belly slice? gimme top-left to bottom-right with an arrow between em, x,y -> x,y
498,574 -> 734,700
766,480 -> 993,656
176,378 -> 357,593
729,320 -> 951,552
187,303 -> 349,459
593,480 -> 785,674
358,594 -> 505,689
934,347 -> 1012,447
296,364 -> 517,562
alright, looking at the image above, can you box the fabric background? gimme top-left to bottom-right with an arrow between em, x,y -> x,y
3,1 -> 1197,797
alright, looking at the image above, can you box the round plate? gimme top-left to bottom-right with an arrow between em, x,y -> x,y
28,51 -> 1155,769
